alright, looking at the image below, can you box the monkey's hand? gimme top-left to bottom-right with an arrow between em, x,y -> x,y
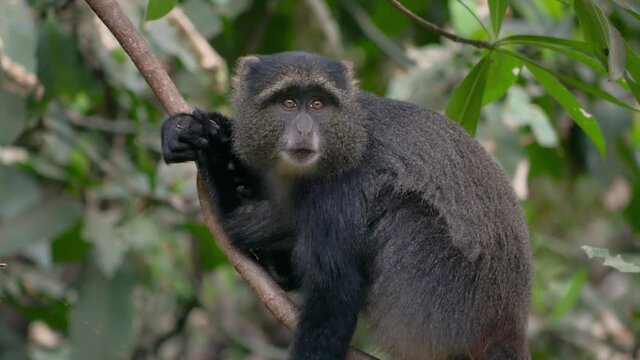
161,109 -> 230,164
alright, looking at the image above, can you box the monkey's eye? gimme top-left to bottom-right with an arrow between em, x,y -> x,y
310,98 -> 325,110
281,98 -> 298,110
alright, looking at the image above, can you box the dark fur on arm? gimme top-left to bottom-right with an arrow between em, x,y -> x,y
161,109 -> 258,215
224,201 -> 294,251
161,109 -> 297,287
290,176 -> 368,360
224,200 -> 298,290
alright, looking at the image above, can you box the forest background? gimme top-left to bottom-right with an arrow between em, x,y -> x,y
1,0 -> 639,359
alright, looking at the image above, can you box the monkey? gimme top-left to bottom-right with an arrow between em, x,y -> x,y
161,52 -> 532,360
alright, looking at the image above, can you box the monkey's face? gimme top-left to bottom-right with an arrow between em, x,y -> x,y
271,87 -> 336,175
230,52 -> 368,177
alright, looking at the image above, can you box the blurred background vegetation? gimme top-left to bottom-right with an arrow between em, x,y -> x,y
0,0 -> 639,359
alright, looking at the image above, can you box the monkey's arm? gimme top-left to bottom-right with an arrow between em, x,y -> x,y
162,110 -> 296,286
161,109 -> 259,215
224,200 -> 294,251
225,201 -> 298,290
290,178 -> 367,360
162,110 -> 292,243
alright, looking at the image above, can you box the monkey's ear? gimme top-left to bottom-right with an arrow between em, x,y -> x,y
232,55 -> 260,92
340,60 -> 360,91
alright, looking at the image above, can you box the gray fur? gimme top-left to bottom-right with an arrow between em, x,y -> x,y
355,94 -> 531,359
229,52 -> 532,359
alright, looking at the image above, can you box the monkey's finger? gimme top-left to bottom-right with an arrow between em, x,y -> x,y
207,123 -> 221,142
206,111 -> 230,128
193,112 -> 223,142
177,131 -> 209,149
163,149 -> 197,164
163,137 -> 184,161
165,112 -> 194,123
205,112 -> 231,139
176,121 -> 210,149
163,136 -> 190,154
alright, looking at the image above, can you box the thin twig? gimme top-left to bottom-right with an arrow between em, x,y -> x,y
66,111 -> 138,133
0,37 -> 44,98
82,1 -> 377,359
387,0 -> 494,49
84,0 -> 189,113
342,1 -> 414,66
153,298 -> 199,356
167,6 -> 228,92
304,0 -> 344,55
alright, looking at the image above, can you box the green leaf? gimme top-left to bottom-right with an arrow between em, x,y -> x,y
535,0 -> 563,19
574,0 -> 626,80
498,35 -> 594,53
482,51 -> 522,105
488,0 -> 509,37
70,262 -> 135,360
0,195 -> 82,257
0,71 -> 27,146
627,77 -> 640,104
449,0 -> 485,39
183,222 -> 227,271
552,71 -> 639,112
625,42 -> 640,84
604,25 -> 626,80
610,0 -> 640,20
145,0 -> 178,21
0,165 -> 41,224
0,0 -> 37,72
505,87 -> 559,147
615,140 -> 640,179
625,181 -> 640,233
497,48 -> 638,112
83,206 -> 126,278
498,35 -> 605,75
9,292 -> 70,332
551,268 -> 588,321
37,15 -> 97,104
525,62 -> 606,156
445,55 -> 492,135
51,221 -> 91,263
582,246 -> 640,273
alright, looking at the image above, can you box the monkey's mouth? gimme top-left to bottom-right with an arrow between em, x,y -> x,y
281,148 -> 320,166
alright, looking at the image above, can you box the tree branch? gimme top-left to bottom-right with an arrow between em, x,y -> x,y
167,6 -> 228,92
83,1 -> 377,359
387,0 -> 494,49
0,37 -> 44,98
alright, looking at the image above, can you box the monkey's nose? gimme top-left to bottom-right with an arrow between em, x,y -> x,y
295,115 -> 314,136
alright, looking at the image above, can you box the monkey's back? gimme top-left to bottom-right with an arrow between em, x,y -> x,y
355,93 -> 532,359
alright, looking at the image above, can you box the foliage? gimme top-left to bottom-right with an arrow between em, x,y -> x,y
0,0 -> 639,359
582,245 -> 640,272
